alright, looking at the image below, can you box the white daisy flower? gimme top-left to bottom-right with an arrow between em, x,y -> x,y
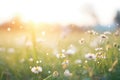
31,66 -> 42,74
64,69 -> 72,77
65,45 -> 77,55
85,53 -> 96,60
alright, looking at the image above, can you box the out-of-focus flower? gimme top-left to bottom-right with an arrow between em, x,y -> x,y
79,38 -> 85,44
19,58 -> 25,63
96,52 -> 106,59
31,66 -> 42,74
48,71 -> 51,74
104,31 -> 111,35
7,48 -> 15,53
61,49 -> 66,53
75,59 -> 82,64
100,34 -> 108,39
0,47 -> 5,52
113,43 -> 118,48
85,53 -> 96,60
87,30 -> 98,35
62,59 -> 69,69
62,59 -> 69,65
29,58 -> 33,62
114,30 -> 119,36
53,71 -> 59,77
64,69 -> 72,77
95,47 -> 103,51
56,53 -> 66,59
65,44 -> 77,55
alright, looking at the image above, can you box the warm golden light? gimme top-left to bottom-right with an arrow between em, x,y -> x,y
0,0 -> 120,25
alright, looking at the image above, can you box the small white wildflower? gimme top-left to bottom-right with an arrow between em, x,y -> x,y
48,71 -> 51,74
29,58 -> 33,62
64,69 -> 72,77
53,71 -> 59,77
95,47 -> 103,51
0,47 -> 5,52
31,66 -> 42,74
100,34 -> 108,39
104,31 -> 111,35
7,48 -> 15,53
85,53 -> 96,60
62,59 -> 69,65
65,45 -> 77,55
19,58 -> 25,63
62,49 -> 66,53
56,53 -> 66,59
36,61 -> 39,64
75,59 -> 82,64
39,60 -> 42,63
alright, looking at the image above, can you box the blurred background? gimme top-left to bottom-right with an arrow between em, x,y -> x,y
0,0 -> 120,32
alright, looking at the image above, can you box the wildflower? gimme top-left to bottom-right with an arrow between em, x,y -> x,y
61,49 -> 66,53
62,59 -> 69,65
87,30 -> 97,35
48,71 -> 51,74
113,43 -> 118,48
100,34 -> 108,39
75,59 -> 82,64
36,61 -> 39,64
19,58 -> 25,63
62,59 -> 69,69
96,52 -> 106,59
85,53 -> 96,60
7,48 -> 15,53
104,31 -> 111,35
0,47 -> 5,52
114,30 -> 119,36
79,38 -> 85,44
65,45 -> 77,55
53,71 -> 59,77
64,69 -> 72,77
56,53 -> 66,59
31,66 -> 42,74
29,58 -> 33,62
95,47 -> 103,51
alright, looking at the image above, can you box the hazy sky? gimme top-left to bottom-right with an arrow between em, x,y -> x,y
0,0 -> 120,25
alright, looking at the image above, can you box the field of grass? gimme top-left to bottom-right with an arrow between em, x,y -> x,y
0,29 -> 120,80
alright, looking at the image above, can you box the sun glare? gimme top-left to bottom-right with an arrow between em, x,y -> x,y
0,0 -> 120,25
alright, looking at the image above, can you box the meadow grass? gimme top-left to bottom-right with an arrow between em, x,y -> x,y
0,30 -> 120,80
